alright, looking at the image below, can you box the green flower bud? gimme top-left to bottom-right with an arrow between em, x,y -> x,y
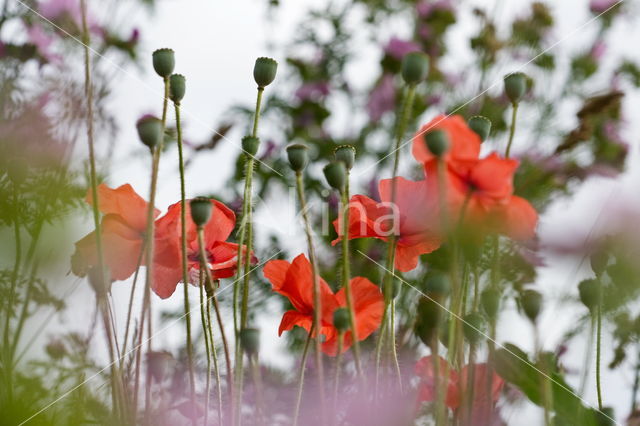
468,115 -> 492,141
190,197 -> 212,227
334,145 -> 356,170
578,279 -> 600,312
323,161 -> 346,192
240,328 -> 260,355
333,308 -> 350,333
45,340 -> 67,360
241,136 -> 260,157
481,288 -> 500,319
504,72 -> 528,104
169,74 -> 186,104
590,250 -> 609,277
521,289 -> 543,322
425,129 -> 450,157
415,298 -> 441,345
136,115 -> 163,149
152,48 -> 175,78
424,272 -> 450,298
401,52 -> 429,85
463,312 -> 486,345
253,57 -> 278,88
286,143 -> 309,172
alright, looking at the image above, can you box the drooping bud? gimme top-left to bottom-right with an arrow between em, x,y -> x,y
333,308 -> 350,333
468,115 -> 492,141
463,312 -> 486,345
425,129 -> 449,157
241,136 -> 260,157
334,145 -> 356,171
401,52 -> 429,85
578,279 -> 600,312
504,72 -> 528,104
323,161 -> 346,192
169,74 -> 186,104
481,288 -> 500,319
253,57 -> 278,88
286,144 -> 309,172
521,289 -> 543,322
240,328 -> 260,355
190,197 -> 212,227
152,48 -> 175,78
424,272 -> 450,298
136,115 -> 163,149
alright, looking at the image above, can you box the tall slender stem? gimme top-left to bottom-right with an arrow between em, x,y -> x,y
294,171 -> 327,416
174,101 -> 196,407
333,332 -> 345,412
505,103 -> 518,158
431,336 -> 444,426
596,299 -> 603,410
293,325 -> 315,426
199,275 -> 213,426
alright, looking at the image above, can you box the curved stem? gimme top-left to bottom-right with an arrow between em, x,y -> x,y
506,102 -> 518,158
596,301 -> 603,410
293,325 -> 315,426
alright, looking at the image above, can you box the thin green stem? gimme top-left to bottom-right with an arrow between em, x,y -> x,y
505,102 -> 518,158
250,354 -> 265,425
295,171 -> 327,416
333,332 -> 345,412
199,275 -> 213,426
596,300 -> 603,410
432,335 -> 444,426
579,316 -> 595,396
252,88 -> 264,138
293,325 -> 315,426
174,102 -> 196,408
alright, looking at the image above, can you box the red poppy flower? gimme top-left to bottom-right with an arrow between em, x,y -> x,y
71,183 -> 159,281
332,177 -> 442,272
263,254 -> 384,355
412,114 -> 481,175
152,199 -> 253,299
415,355 -> 504,420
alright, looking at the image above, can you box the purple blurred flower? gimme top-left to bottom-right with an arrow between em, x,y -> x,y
367,74 -> 395,122
417,0 -> 454,18
259,139 -> 277,160
295,81 -> 330,102
590,41 -> 607,61
589,0 -> 619,14
27,25 -> 62,64
384,37 -> 420,60
39,0 -> 102,33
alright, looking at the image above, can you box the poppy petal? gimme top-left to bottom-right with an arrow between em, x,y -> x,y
87,183 -> 159,232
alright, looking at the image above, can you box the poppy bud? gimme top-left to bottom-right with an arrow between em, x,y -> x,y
152,48 -> 175,78
503,72 -> 528,104
241,136 -> 260,157
590,250 -> 608,277
240,328 -> 260,355
136,115 -> 163,149
415,298 -> 441,345
333,308 -> 350,333
88,266 -> 111,296
578,279 -> 600,312
323,161 -> 346,192
45,340 -> 66,360
521,289 -> 542,322
147,351 -> 174,382
169,74 -> 186,104
425,129 -> 449,157
463,312 -> 486,345
253,57 -> 278,88
286,143 -> 309,172
424,272 -> 450,298
190,197 -> 212,227
334,145 -> 356,171
401,52 -> 429,85
468,116 -> 492,141
481,288 -> 500,319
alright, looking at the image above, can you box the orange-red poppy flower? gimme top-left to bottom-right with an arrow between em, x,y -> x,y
332,177 -> 442,272
415,355 -> 504,420
152,199 -> 252,299
263,254 -> 384,355
412,114 -> 482,175
71,183 -> 159,281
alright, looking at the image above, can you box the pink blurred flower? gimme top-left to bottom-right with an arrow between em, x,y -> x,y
590,41 -> 607,61
384,37 -> 420,60
589,0 -> 619,14
27,25 -> 62,64
39,0 -> 102,34
417,0 -> 453,18
295,81 -> 330,101
367,74 -> 395,122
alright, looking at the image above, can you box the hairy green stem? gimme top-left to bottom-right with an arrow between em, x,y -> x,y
506,102 -> 519,158
596,300 -> 603,410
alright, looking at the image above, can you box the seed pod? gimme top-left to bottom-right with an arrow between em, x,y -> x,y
424,272 -> 450,298
504,72 -> 528,104
190,197 -> 212,227
481,288 -> 500,319
333,308 -> 350,333
136,115 -> 163,149
253,57 -> 278,88
401,52 -> 429,85
334,145 -> 356,171
286,144 -> 309,172
240,328 -> 260,355
521,289 -> 543,322
152,48 -> 175,78
425,129 -> 449,157
241,136 -> 260,157
578,279 -> 600,312
463,312 -> 486,345
169,74 -> 186,104
468,115 -> 492,141
323,161 -> 346,192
